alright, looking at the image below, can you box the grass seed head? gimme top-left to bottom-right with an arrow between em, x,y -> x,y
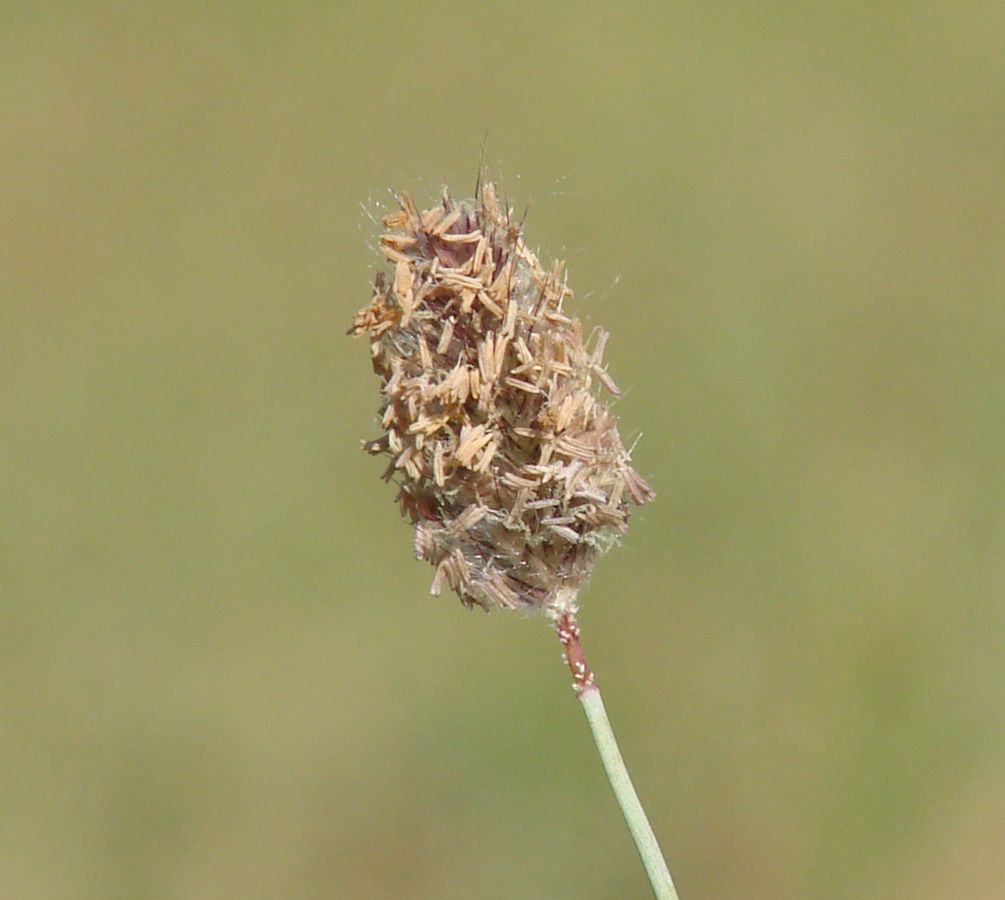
349,183 -> 654,614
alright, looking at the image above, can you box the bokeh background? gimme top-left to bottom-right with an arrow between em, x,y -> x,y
4,3 -> 1004,898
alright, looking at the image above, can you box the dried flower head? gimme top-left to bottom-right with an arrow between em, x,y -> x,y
349,182 -> 653,615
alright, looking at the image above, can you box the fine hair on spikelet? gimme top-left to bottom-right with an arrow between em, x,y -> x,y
349,182 -> 653,615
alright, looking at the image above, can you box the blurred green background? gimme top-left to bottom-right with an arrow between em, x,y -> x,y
3,3 -> 1004,898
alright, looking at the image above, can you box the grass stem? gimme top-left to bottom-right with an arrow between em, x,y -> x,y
555,612 -> 680,899
579,687 -> 680,899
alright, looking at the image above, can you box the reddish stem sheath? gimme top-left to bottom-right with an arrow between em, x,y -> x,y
555,611 -> 596,696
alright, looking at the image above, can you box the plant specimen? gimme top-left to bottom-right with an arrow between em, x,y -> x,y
349,181 -> 679,898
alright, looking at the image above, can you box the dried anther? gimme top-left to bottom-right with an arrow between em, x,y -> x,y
349,183 -> 654,614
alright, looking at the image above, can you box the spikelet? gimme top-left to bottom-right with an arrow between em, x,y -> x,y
349,183 -> 654,614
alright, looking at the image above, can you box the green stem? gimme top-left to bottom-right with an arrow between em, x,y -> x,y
554,610 -> 680,899
579,686 -> 680,899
